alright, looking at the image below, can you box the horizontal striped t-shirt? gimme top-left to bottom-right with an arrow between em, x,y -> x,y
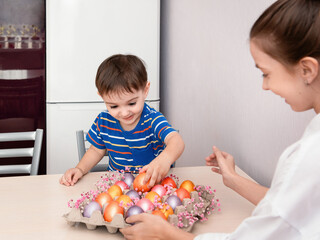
86,103 -> 176,172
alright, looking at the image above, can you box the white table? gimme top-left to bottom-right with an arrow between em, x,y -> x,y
0,166 -> 255,240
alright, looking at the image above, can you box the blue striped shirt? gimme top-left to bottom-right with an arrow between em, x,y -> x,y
86,103 -> 176,172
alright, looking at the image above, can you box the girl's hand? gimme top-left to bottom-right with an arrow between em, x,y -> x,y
59,167 -> 84,186
120,213 -> 194,240
139,156 -> 171,188
205,146 -> 237,188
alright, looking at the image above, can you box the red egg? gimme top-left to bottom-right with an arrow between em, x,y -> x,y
95,192 -> 112,208
152,209 -> 167,221
115,180 -> 129,191
145,191 -> 161,204
161,176 -> 177,189
133,172 -> 151,193
136,197 -> 154,212
151,184 -> 167,198
175,188 -> 191,201
108,184 -> 123,199
180,180 -> 195,193
103,201 -> 124,222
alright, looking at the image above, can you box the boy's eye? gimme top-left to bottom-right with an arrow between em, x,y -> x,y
262,73 -> 268,78
110,105 -> 118,109
129,102 -> 136,106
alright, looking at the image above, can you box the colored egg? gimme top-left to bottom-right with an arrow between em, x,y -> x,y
115,180 -> 129,191
175,187 -> 191,201
103,201 -> 124,222
161,176 -> 177,189
116,194 -> 133,208
125,205 -> 144,222
126,189 -> 141,201
136,197 -> 154,212
158,203 -> 173,219
95,192 -> 112,208
108,184 -> 123,199
152,209 -> 167,221
133,172 -> 151,193
165,195 -> 182,210
145,191 -> 161,204
123,172 -> 135,187
151,184 -> 167,198
180,180 -> 195,193
83,201 -> 102,218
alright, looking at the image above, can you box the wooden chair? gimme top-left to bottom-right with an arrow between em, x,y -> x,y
0,129 -> 43,176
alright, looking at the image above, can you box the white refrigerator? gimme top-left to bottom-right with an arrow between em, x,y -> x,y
46,0 -> 160,174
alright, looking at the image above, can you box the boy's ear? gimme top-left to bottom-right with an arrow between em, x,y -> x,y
144,81 -> 150,97
97,91 -> 101,97
299,57 -> 319,84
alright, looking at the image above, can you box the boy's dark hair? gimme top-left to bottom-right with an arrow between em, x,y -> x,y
250,0 -> 320,66
95,54 -> 148,96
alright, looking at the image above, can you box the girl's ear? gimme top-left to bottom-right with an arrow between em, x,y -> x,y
144,81 -> 150,98
299,57 -> 319,84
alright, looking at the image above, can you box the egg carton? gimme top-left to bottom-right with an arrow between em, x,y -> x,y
63,185 -> 216,233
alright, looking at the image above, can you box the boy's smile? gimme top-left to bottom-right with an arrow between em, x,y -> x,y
100,83 -> 150,131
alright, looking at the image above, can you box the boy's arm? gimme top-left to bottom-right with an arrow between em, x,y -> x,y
76,145 -> 107,175
141,131 -> 185,187
60,145 -> 106,186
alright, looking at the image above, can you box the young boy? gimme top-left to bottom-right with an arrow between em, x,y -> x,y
60,54 -> 184,187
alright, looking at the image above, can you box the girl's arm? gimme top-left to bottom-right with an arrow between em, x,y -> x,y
206,146 -> 268,205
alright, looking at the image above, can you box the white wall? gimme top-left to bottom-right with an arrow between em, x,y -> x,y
160,0 -> 315,186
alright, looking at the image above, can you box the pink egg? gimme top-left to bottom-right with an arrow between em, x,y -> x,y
115,180 -> 129,191
136,198 -> 154,212
151,184 -> 167,198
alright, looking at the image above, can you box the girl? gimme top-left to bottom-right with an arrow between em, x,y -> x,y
120,0 -> 320,239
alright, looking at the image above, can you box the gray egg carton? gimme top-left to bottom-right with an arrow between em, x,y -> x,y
63,172 -> 217,234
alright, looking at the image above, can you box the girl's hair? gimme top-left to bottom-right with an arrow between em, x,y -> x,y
95,54 -> 148,96
250,0 -> 320,66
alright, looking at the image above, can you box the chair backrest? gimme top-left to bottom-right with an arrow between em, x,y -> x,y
76,130 -> 108,172
0,129 -> 43,176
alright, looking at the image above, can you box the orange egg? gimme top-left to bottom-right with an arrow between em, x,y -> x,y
133,172 -> 151,193
103,201 -> 124,222
145,191 -> 161,204
180,180 -> 195,193
158,203 -> 173,219
175,187 -> 191,201
116,194 -> 133,208
161,176 -> 177,189
152,209 -> 167,221
108,184 -> 123,199
95,192 -> 112,208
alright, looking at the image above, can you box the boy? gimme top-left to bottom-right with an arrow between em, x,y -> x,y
60,54 -> 184,187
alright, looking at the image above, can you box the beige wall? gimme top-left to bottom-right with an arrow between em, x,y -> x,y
160,0 -> 315,186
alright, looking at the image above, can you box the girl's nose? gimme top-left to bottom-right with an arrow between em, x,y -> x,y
262,78 -> 269,90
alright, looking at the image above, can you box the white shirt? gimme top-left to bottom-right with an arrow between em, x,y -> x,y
195,114 -> 320,240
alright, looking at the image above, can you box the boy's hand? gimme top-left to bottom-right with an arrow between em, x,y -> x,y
59,167 -> 84,186
140,156 -> 171,188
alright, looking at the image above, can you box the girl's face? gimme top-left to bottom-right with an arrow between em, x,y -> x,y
101,82 -> 150,131
250,41 -> 314,112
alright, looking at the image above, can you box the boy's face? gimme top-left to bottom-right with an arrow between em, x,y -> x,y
100,82 -> 150,131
